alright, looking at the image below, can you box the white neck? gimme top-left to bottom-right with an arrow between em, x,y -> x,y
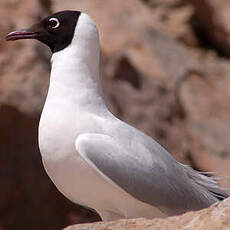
47,13 -> 108,114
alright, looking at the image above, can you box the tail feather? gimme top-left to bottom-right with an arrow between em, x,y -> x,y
181,164 -> 229,201
209,191 -> 228,201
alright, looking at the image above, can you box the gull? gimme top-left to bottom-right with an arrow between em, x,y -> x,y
6,10 -> 228,221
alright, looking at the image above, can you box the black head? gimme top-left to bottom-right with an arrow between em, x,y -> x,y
5,11 -> 81,53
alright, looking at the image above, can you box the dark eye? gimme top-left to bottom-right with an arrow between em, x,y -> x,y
48,18 -> 60,29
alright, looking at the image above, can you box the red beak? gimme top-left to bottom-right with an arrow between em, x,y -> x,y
5,29 -> 39,41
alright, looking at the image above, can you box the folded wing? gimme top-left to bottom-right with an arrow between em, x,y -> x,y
75,133 -> 228,215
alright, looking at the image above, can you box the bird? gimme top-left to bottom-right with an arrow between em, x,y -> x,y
5,10 -> 228,221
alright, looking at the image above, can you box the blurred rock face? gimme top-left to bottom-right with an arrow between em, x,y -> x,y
191,0 -> 230,56
0,0 -> 230,230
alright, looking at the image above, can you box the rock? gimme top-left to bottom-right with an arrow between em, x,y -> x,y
179,55 -> 230,188
64,198 -> 230,230
190,0 -> 230,56
0,0 -> 50,114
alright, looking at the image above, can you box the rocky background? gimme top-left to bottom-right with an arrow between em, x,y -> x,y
64,198 -> 230,230
0,0 -> 230,229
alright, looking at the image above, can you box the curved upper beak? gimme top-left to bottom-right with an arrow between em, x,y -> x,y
5,29 -> 39,41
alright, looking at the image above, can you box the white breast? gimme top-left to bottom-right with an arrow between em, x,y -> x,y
40,126 -> 165,220
38,93 -> 164,219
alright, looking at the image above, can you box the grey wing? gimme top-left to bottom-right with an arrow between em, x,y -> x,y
75,133 -> 228,215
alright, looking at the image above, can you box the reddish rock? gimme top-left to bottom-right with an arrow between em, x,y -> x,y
191,0 -> 230,56
64,198 -> 230,230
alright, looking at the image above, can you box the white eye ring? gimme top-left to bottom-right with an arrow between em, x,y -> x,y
49,18 -> 60,29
